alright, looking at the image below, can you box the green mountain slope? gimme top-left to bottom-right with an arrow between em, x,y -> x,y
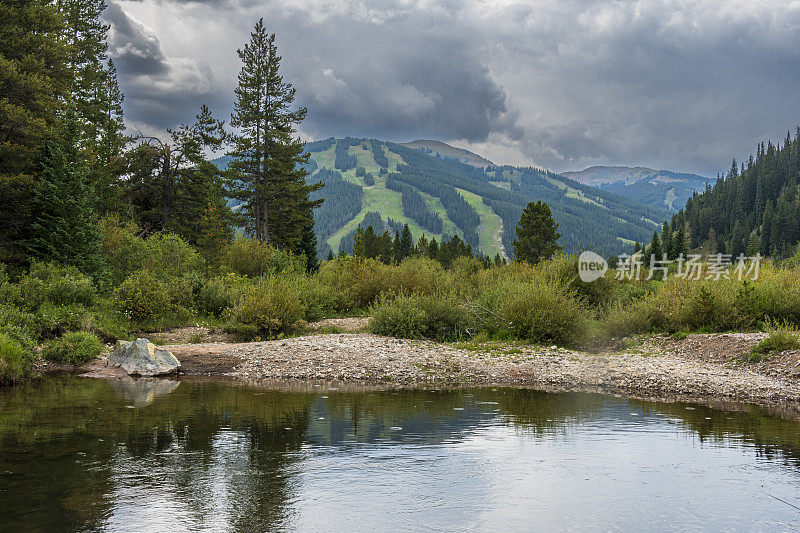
399,139 -> 494,168
298,138 -> 669,259
563,166 -> 712,211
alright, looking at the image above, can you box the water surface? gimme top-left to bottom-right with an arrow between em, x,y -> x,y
1,377 -> 800,531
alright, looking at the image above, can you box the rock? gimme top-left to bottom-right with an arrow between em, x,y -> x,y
109,376 -> 180,406
108,338 -> 181,376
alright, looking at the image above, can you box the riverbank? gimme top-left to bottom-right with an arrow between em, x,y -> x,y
65,327 -> 800,414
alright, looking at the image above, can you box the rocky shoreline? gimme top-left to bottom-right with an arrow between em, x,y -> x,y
66,327 -> 800,416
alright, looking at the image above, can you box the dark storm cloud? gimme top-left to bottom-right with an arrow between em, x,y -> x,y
104,3 -> 167,76
104,2 -> 222,131
277,12 -> 516,142
107,0 -> 800,175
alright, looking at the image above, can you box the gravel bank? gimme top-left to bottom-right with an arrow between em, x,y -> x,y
160,332 -> 800,412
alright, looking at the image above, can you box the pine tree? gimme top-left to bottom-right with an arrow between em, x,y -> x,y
428,238 -> 439,261
57,0 -> 126,210
674,227 -> 688,257
27,111 -> 103,275
648,231 -> 662,261
392,230 -> 402,263
94,58 -> 126,214
661,221 -> 674,259
197,202 -> 233,272
298,210 -> 318,271
227,19 -> 322,248
326,249 -> 334,262
399,223 -> 413,259
416,233 -> 429,256
512,201 -> 562,264
0,0 -> 71,262
353,226 -> 366,258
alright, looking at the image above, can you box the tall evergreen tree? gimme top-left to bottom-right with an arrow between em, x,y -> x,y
399,223 -> 413,259
227,19 -> 322,249
674,227 -> 688,258
57,0 -> 120,137
512,201 -> 562,264
27,111 -> 103,275
661,221 -> 674,259
0,0 -> 71,263
353,226 -> 366,258
648,231 -> 662,260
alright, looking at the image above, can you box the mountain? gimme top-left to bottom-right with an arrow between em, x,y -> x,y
214,138 -> 670,260
298,138 -> 670,259
399,140 -> 494,168
563,166 -> 712,211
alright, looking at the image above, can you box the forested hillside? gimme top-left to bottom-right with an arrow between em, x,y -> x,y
675,130 -> 800,257
269,138 -> 671,259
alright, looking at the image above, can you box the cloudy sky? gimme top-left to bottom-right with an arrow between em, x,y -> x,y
105,0 -> 800,176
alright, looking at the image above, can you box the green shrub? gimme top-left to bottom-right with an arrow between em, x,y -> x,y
0,333 -> 32,384
598,300 -> 654,338
225,277 -> 306,340
316,257 -> 391,312
17,262 -> 96,310
387,256 -> 450,296
750,321 -> 800,360
748,268 -> 800,325
112,270 -> 191,330
538,254 -> 621,308
196,273 -> 250,317
41,331 -> 104,365
369,293 -> 473,341
225,236 -> 306,277
496,281 -> 589,346
107,233 -> 202,284
0,305 -> 41,348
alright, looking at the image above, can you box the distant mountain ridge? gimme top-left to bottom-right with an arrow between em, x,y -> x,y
304,138 -> 668,258
563,166 -> 712,211
399,140 -> 494,168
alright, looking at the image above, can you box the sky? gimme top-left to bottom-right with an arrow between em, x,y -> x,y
104,0 -> 800,177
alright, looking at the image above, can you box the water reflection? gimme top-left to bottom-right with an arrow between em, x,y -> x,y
0,377 -> 799,531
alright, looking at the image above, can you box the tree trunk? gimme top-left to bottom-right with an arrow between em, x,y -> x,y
161,144 -> 172,228
262,194 -> 270,245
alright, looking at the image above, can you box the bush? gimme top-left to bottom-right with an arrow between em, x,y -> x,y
748,268 -> 800,325
0,305 -> 41,348
369,293 -> 473,341
41,331 -> 104,365
750,321 -> 800,360
386,256 -> 450,296
113,270 -> 191,330
225,277 -> 306,340
225,236 -> 306,277
106,233 -> 202,284
195,273 -> 250,317
495,281 -> 589,346
0,333 -> 32,384
316,257 -> 391,312
17,262 -> 96,310
597,300 -> 653,338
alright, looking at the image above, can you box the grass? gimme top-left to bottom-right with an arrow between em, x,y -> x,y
41,331 -> 104,365
455,188 -> 505,258
750,321 -> 800,361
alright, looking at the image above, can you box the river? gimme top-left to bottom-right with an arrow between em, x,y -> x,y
1,376 -> 799,531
